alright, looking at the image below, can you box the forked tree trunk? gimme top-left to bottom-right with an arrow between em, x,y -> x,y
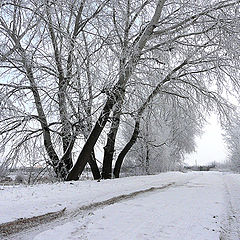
82,125 -> 101,180
66,0 -> 166,181
66,57 -> 134,182
66,95 -> 116,180
60,123 -> 101,180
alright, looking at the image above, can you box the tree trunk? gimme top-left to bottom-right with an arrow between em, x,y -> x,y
66,1 -> 166,181
113,120 -> 140,178
66,59 -> 134,181
113,58 -> 188,177
62,146 -> 73,172
88,151 -> 101,179
145,146 -> 150,175
58,84 -> 73,173
25,67 -> 65,178
145,109 -> 150,175
58,95 -> 73,173
66,95 -> 115,180
102,106 -> 122,179
46,1 -> 73,175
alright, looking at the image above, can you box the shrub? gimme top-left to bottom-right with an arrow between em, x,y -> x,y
15,174 -> 25,184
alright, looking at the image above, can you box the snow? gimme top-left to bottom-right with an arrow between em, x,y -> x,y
220,173 -> 240,239
0,171 -> 195,224
1,171 -> 240,240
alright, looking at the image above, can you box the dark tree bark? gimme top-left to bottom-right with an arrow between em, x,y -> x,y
102,106 -> 122,179
145,145 -> 150,174
145,114 -> 150,175
25,67 -> 65,178
60,122 -> 101,180
89,151 -> 101,179
66,52 -> 136,182
80,122 -> 101,180
113,120 -> 140,178
66,94 -> 117,180
66,61 -> 137,181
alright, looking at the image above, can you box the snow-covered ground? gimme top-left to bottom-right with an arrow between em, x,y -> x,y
0,171 -> 195,224
1,171 -> 240,240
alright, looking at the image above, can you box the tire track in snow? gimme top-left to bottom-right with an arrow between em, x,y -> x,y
0,208 -> 66,237
220,174 -> 240,240
1,181 -> 178,239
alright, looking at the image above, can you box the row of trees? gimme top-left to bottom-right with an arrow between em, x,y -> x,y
0,0 -> 239,180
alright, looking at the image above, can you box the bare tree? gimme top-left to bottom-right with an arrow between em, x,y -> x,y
1,0 -> 239,181
67,0 -> 167,180
0,0 -> 109,179
111,0 -> 240,178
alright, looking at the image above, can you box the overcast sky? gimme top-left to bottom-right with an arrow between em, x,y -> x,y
184,115 -> 229,166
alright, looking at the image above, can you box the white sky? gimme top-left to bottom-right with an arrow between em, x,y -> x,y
184,115 -> 229,166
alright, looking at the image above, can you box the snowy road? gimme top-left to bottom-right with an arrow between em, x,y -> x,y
1,171 -> 240,240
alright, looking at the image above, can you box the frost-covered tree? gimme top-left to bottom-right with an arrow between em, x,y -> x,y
68,0 -> 240,180
224,112 -> 240,171
1,0 -> 240,181
114,95 -> 203,177
0,0 -> 109,179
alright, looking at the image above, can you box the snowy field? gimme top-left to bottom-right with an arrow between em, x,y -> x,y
1,171 -> 240,240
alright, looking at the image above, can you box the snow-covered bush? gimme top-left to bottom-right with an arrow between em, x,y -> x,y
15,174 -> 25,184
